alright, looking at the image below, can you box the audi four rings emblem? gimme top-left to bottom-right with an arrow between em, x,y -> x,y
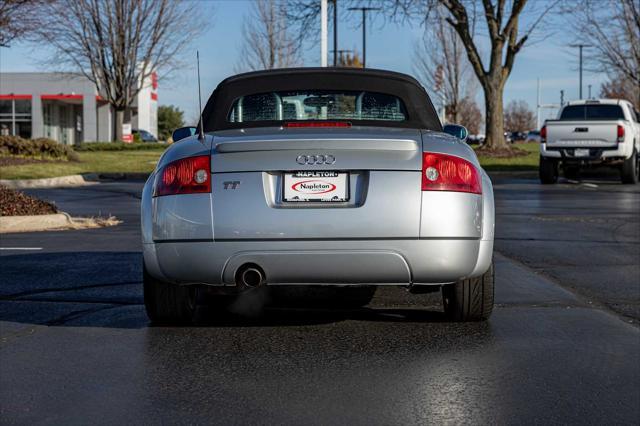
296,154 -> 336,165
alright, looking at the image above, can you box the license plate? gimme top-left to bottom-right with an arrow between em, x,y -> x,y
283,171 -> 349,202
574,149 -> 590,157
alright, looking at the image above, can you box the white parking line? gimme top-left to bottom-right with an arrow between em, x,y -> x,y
0,247 -> 43,251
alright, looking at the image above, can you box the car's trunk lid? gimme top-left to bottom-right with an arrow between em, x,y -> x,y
210,126 -> 422,240
211,126 -> 422,172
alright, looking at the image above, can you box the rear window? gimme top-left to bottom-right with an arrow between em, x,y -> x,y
559,104 -> 625,120
227,90 -> 407,123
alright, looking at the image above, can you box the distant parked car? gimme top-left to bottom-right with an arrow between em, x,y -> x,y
513,131 -> 527,141
468,134 -> 485,145
133,129 -> 158,142
527,130 -> 541,143
539,99 -> 640,184
504,132 -> 513,143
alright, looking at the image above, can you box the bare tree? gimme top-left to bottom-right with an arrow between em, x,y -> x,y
504,100 -> 534,133
337,50 -> 363,67
433,0 -> 559,151
0,0 -> 47,47
572,0 -> 640,107
457,96 -> 483,135
413,6 -> 477,125
236,0 -> 301,72
287,0 -> 558,151
34,0 -> 207,141
600,72 -> 640,110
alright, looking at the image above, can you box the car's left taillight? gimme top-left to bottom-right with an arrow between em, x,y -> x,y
422,152 -> 482,194
153,155 -> 211,197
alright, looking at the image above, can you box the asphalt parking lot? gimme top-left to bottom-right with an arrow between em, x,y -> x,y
1,176 -> 639,424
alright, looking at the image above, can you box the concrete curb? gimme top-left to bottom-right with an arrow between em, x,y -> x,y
0,212 -> 121,233
96,172 -> 150,181
0,174 -> 99,189
0,213 -> 73,233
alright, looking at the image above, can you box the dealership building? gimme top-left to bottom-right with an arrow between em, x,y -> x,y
0,72 -> 158,144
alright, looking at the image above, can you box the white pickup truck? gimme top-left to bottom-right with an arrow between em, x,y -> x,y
539,99 -> 640,184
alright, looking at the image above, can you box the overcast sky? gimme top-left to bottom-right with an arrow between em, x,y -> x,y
0,0 -> 607,126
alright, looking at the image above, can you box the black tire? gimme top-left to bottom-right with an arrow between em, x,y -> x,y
442,263 -> 494,321
539,156 -> 558,184
621,149 -> 639,184
143,264 -> 198,324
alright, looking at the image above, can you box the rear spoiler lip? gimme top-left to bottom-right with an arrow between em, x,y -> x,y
215,138 -> 419,153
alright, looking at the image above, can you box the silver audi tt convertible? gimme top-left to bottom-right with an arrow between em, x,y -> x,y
141,68 -> 495,323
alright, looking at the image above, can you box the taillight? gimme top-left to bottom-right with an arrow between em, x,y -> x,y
153,155 -> 211,197
540,125 -> 546,143
617,125 -> 625,142
422,152 -> 481,194
284,121 -> 351,128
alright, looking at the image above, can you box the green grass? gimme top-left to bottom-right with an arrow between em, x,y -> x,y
0,142 -> 541,180
475,142 -> 540,171
0,150 -> 163,180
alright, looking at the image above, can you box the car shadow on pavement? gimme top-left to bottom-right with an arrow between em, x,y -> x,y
0,251 -> 457,329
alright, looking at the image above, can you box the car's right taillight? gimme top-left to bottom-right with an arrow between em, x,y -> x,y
617,125 -> 625,143
540,125 -> 547,143
153,155 -> 211,197
422,152 -> 482,194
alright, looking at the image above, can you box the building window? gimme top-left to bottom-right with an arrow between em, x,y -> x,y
0,98 -> 32,138
0,100 -> 12,136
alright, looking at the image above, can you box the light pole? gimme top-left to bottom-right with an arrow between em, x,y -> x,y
320,0 -> 327,67
569,44 -> 592,99
331,0 -> 338,66
348,6 -> 380,68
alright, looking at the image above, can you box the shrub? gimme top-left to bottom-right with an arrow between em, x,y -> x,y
74,141 -> 167,151
0,136 -> 78,161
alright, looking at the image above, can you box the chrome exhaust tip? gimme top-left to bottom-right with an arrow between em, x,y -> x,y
237,265 -> 265,288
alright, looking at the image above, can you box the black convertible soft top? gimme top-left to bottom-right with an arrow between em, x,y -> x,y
200,67 -> 442,131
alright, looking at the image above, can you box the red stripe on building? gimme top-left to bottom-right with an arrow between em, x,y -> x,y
41,94 -> 83,100
151,92 -> 158,101
0,94 -> 32,100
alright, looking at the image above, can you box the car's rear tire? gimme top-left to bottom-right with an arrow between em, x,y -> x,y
143,264 -> 198,324
621,149 -> 639,184
539,156 -> 558,184
442,263 -> 494,321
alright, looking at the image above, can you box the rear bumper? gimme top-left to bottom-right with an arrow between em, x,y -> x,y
541,143 -> 630,161
143,238 -> 493,287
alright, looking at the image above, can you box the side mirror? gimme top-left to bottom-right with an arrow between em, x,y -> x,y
172,126 -> 197,142
443,124 -> 469,142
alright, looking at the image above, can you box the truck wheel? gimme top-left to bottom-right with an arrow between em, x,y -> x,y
442,263 -> 494,321
621,149 -> 639,184
539,156 -> 558,184
144,263 -> 198,324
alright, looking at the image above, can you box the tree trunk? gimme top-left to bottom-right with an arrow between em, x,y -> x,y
483,82 -> 510,151
115,108 -> 124,141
